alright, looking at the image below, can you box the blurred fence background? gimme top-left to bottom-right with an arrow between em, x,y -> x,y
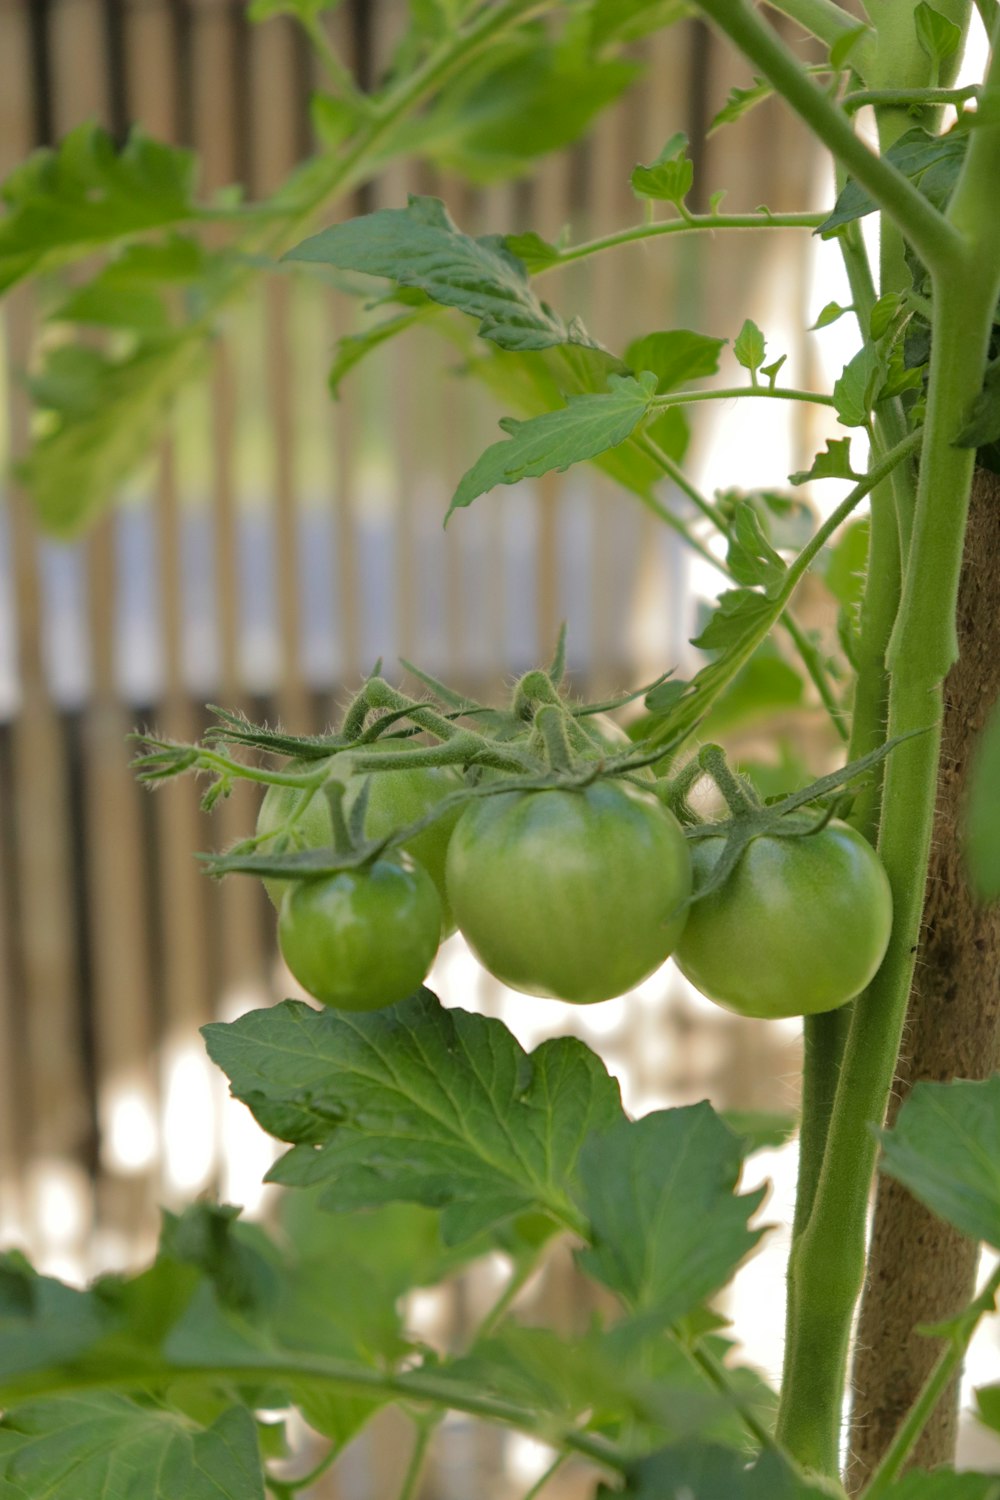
0,1 -> 868,1492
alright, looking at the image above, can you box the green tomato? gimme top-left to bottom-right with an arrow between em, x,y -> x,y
673,820 -> 893,1019
256,746 -> 462,933
445,780 -> 692,1004
278,857 -> 442,1011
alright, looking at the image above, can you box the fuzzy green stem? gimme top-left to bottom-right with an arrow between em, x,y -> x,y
842,84 -> 979,111
699,745 -> 756,814
397,1418 -> 435,1500
775,260 -> 1000,1477
535,212 -> 827,270
694,0 -> 963,274
760,0 -> 872,55
863,1263 -> 1000,1498
520,1453 -> 568,1500
652,386 -> 835,410
535,706 -> 575,772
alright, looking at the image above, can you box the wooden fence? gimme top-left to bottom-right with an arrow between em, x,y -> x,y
0,2 -> 823,1490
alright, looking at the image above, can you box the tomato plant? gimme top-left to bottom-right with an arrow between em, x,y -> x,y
278,859 -> 442,1011
257,744 -> 462,931
5,2 -> 1000,1499
674,821 -> 893,1019
446,781 -> 691,1003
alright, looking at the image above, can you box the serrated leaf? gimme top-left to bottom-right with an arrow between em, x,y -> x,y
870,290 -> 903,342
692,590 -> 776,652
0,1397 -> 265,1500
447,372 -> 658,519
631,133 -> 693,205
598,1439 -> 827,1499
789,437 -> 859,485
284,195 -> 599,353
624,330 -> 727,391
18,334 -> 208,536
965,699 -> 1000,899
726,503 -> 786,590
955,360 -> 1000,450
878,1077 -> 1000,1247
810,301 -> 851,330
203,992 -> 624,1244
733,319 -> 766,376
415,40 -> 637,183
820,127 -> 967,235
0,1256 -> 113,1388
503,230 -> 564,272
915,2 -> 962,62
975,1381 -> 1000,1437
328,306 -> 432,396
576,1106 -> 764,1327
721,1110 -> 796,1152
0,123 -> 204,292
833,345 -> 883,427
709,77 -> 772,133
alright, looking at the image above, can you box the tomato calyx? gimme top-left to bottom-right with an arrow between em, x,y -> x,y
676,731 -> 917,907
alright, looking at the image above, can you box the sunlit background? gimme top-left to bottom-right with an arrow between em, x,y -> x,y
0,0 -> 996,1492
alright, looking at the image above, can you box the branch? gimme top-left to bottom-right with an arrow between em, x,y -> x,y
760,0 -> 871,54
535,211 -> 827,271
693,0 -> 965,275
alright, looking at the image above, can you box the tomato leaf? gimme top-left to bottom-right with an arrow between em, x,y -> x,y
955,359 -> 1000,450
726,503 -> 787,591
710,77 -> 773,133
598,1439 -> 825,1499
789,437 -> 860,486
503,230 -> 565,272
447,372 -> 659,519
589,0 -> 692,45
810,301 -> 852,331
16,335 -> 209,537
733,319 -> 766,377
203,992 -> 624,1244
914,2 -> 962,62
0,1397 -> 264,1500
878,1077 -> 1000,1248
819,127 -> 967,235
964,699 -> 1000,899
624,330 -> 727,391
833,346 -> 883,427
284,195 -> 600,353
576,1106 -> 764,1327
0,123 -> 206,293
631,133 -> 694,205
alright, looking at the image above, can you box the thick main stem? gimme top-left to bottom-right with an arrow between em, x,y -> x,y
847,470 -> 1000,1488
775,271 -> 996,1477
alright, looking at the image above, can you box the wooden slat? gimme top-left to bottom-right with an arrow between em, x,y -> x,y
48,0 -> 110,131
123,0 -> 179,141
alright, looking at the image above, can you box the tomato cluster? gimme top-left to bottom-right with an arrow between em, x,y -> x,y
255,731 -> 893,1020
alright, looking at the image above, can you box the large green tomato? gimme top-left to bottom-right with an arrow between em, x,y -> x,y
673,820 -> 893,1019
278,857 -> 441,1011
445,781 -> 691,1003
256,745 -> 462,932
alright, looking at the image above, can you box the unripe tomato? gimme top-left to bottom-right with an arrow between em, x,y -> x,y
278,857 -> 441,1011
256,746 -> 462,934
673,820 -> 892,1019
445,781 -> 691,1004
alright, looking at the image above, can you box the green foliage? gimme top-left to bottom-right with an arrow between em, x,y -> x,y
710,77 -> 773,133
601,1441 -> 831,1499
789,438 -> 860,485
204,992 -> 623,1243
914,3 -> 962,64
733,319 -> 766,379
447,373 -> 659,518
285,195 -> 600,353
819,127 -> 967,236
624,330 -> 727,389
0,124 -> 205,294
878,1077 -> 1000,1248
576,1106 -> 764,1327
631,133 -> 695,206
0,1397 -> 265,1500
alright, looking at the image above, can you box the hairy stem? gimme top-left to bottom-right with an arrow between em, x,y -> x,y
775,261 -> 998,1476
